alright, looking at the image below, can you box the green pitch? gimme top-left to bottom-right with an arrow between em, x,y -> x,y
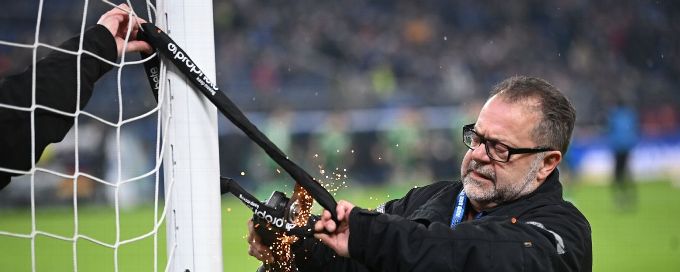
1,181 -> 679,271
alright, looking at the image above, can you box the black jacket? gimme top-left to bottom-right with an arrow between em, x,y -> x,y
0,25 -> 117,190
293,170 -> 592,271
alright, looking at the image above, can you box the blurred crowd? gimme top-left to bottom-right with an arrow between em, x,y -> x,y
213,0 -> 679,124
1,0 -> 679,204
213,0 -> 680,186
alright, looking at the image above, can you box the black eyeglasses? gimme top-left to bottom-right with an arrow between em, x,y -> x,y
462,123 -> 553,163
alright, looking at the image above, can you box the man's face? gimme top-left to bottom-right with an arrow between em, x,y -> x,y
460,95 -> 544,206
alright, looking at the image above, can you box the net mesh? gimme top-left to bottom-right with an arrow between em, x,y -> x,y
0,1 -> 177,271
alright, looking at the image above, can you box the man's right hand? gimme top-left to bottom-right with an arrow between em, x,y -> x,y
313,200 -> 355,257
247,219 -> 275,264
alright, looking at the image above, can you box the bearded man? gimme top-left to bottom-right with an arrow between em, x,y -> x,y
249,75 -> 592,272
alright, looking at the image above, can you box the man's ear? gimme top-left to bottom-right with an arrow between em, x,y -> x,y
536,151 -> 562,182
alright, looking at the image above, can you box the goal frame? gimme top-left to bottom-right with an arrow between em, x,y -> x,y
157,0 -> 223,271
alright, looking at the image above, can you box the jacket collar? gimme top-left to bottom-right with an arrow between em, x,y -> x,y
408,169 -> 563,223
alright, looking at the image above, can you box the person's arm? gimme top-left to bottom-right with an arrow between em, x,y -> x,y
247,183 -> 436,271
292,238 -> 369,271
0,4 -> 150,190
342,206 -> 590,271
0,25 -> 116,189
245,214 -> 369,272
292,215 -> 369,272
291,184 -> 431,271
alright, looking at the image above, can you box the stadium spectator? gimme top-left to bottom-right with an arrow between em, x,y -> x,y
607,99 -> 639,211
256,105 -> 296,183
382,107 -> 429,184
247,76 -> 592,271
0,4 -> 152,191
315,111 -> 352,172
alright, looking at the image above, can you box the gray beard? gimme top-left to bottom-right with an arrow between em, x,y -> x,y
462,154 -> 544,205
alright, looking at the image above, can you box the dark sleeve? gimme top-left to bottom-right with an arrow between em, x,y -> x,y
290,183 -> 446,271
290,214 -> 370,272
347,207 -> 588,272
0,24 -> 117,188
291,235 -> 370,272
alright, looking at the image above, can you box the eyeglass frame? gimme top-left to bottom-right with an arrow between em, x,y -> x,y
462,123 -> 554,163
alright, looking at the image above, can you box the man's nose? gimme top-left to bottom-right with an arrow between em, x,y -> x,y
471,143 -> 492,162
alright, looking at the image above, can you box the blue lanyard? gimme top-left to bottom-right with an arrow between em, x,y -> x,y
450,191 -> 468,229
450,191 -> 483,229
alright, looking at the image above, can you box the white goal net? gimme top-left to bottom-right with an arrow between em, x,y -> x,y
0,1 -> 222,271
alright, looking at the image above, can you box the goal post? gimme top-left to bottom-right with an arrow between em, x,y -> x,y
157,0 -> 224,271
0,0 -> 223,271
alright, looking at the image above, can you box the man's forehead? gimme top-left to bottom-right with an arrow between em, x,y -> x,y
475,96 -> 540,145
